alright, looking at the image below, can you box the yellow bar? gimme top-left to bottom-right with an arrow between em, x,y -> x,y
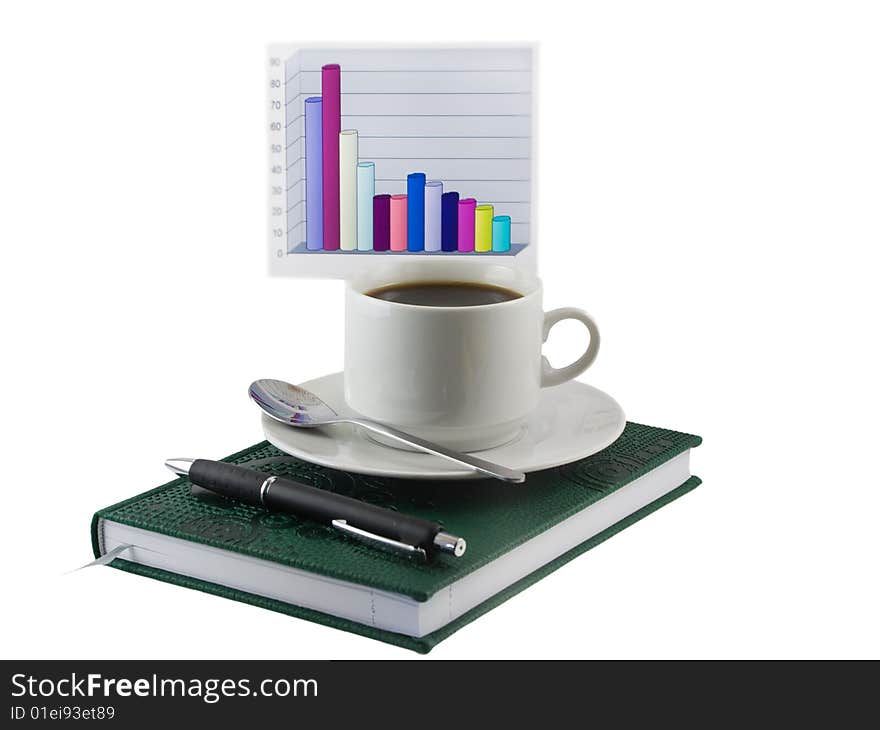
475,204 -> 494,252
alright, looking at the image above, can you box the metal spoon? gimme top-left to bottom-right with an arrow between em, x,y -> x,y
249,378 -> 526,483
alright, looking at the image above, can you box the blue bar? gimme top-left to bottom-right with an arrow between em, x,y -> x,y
492,215 -> 511,252
441,191 -> 459,252
304,97 -> 323,250
407,172 -> 426,251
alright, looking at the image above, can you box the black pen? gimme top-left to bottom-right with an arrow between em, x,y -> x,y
165,458 -> 466,559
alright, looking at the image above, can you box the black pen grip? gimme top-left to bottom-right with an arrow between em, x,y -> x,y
188,460 -> 441,550
189,459 -> 267,506
265,476 -> 440,549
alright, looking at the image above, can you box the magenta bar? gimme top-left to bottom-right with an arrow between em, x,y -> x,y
321,64 -> 341,250
457,197 -> 476,252
390,194 -> 408,251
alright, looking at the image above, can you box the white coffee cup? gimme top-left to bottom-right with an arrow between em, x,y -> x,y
344,261 -> 599,452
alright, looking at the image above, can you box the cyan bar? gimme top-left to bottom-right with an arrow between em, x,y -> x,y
424,180 -> 442,252
373,194 -> 390,251
407,173 -> 426,251
304,96 -> 323,250
441,191 -> 459,252
492,215 -> 511,252
357,162 -> 375,251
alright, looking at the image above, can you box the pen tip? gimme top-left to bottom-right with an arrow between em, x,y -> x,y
165,458 -> 195,476
433,531 -> 467,557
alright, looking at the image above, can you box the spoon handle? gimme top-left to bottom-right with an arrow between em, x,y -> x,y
345,418 -> 526,483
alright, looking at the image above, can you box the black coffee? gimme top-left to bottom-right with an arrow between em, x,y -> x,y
366,281 -> 522,307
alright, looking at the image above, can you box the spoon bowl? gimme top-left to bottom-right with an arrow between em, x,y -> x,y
249,378 -> 339,426
248,378 -> 526,483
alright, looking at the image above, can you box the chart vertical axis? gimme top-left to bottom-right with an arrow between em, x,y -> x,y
267,51 -> 287,260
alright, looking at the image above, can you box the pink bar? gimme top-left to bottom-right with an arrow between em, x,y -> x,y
457,197 -> 476,252
321,64 -> 341,250
390,195 -> 408,251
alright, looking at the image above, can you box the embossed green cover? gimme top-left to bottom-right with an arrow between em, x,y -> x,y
91,422 -> 701,653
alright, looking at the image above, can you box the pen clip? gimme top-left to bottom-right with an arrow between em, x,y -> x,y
332,519 -> 427,561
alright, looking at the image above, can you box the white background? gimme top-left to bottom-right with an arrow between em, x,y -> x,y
1,1 -> 878,659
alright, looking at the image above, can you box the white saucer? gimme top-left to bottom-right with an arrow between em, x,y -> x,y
261,372 -> 626,480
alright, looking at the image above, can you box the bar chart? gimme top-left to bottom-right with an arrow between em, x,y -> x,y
268,46 -> 533,274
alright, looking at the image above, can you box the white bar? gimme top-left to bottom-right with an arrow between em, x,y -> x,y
339,130 -> 358,250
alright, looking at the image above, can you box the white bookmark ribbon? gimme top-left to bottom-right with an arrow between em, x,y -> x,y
70,544 -> 133,572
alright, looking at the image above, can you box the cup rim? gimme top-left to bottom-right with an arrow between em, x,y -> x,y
347,268 -> 542,312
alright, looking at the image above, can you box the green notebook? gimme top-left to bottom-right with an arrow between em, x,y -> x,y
91,422 -> 701,653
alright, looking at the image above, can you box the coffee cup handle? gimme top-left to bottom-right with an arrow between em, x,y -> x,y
540,308 -> 601,388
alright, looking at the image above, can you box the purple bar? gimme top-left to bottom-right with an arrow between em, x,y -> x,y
373,194 -> 391,251
457,197 -> 476,252
304,97 -> 323,250
321,64 -> 341,250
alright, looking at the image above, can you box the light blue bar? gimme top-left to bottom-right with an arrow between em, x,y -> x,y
357,162 -> 375,251
424,180 -> 443,251
305,97 -> 323,250
492,215 -> 511,252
